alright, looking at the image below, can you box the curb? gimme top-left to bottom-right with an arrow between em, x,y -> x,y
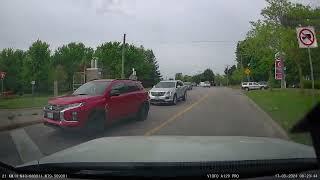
0,119 -> 43,132
0,107 -> 42,111
241,90 -> 289,140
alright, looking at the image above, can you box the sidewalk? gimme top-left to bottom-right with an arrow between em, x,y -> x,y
0,108 -> 43,132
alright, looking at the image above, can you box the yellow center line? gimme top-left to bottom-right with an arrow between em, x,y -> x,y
144,94 -> 210,136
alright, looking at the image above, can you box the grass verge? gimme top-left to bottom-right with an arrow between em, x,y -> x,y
0,95 -> 51,109
246,88 -> 320,145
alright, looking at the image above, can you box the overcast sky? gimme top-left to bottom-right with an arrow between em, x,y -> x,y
0,0 -> 269,78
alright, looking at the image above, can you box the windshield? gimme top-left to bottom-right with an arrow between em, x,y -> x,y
1,0 -> 319,176
154,82 -> 176,88
73,81 -> 111,96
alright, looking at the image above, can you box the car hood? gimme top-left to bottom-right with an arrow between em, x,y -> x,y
18,136 -> 316,167
48,95 -> 102,105
150,88 -> 174,92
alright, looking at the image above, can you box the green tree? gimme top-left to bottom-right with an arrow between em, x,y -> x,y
183,75 -> 192,82
23,40 -> 51,93
48,65 -> 68,92
215,74 -> 227,86
203,69 -> 215,83
143,49 -> 161,85
192,73 -> 203,84
175,73 -> 183,80
236,0 -> 320,90
94,42 -> 122,79
224,65 -> 236,76
95,42 -> 161,87
52,42 -> 93,90
0,49 -> 25,93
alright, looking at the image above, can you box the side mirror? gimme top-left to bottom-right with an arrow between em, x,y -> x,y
110,89 -> 121,97
153,85 -> 155,88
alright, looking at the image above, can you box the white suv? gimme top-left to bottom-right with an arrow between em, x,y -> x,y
149,80 -> 188,105
241,82 -> 267,91
200,81 -> 211,88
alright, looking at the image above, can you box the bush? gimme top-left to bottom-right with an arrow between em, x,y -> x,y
303,80 -> 320,89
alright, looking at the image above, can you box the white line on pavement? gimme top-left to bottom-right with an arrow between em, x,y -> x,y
10,128 -> 43,163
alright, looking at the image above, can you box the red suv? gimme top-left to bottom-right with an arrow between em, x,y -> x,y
43,79 -> 150,132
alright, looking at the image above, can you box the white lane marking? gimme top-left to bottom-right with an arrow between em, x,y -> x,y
10,128 -> 43,163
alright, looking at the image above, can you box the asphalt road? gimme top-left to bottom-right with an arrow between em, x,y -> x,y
0,87 -> 287,166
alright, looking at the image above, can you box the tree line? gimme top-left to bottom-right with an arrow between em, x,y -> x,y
0,40 -> 162,94
174,68 -> 216,85
228,0 -> 320,89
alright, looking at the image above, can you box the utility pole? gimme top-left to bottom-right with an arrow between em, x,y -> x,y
121,34 -> 126,79
308,48 -> 315,105
240,54 -> 243,83
226,65 -> 229,86
1,79 -> 3,95
280,55 -> 286,89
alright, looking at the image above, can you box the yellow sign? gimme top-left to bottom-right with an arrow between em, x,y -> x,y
245,68 -> 251,75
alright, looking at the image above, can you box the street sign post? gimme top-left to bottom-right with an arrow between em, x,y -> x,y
0,72 -> 6,95
296,26 -> 318,105
244,68 -> 250,76
244,68 -> 250,81
31,81 -> 35,97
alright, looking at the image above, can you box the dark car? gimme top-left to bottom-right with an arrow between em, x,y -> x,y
184,82 -> 193,90
258,81 -> 269,89
43,79 -> 150,132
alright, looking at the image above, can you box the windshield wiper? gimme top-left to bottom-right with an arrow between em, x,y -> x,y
73,93 -> 88,95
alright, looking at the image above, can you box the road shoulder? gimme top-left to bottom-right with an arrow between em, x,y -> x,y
240,90 -> 289,140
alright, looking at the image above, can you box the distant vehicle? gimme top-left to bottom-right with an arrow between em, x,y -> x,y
291,84 -> 300,88
149,80 -> 188,105
200,81 -> 211,88
43,79 -> 150,132
184,82 -> 193,90
258,81 -> 268,87
241,82 -> 268,91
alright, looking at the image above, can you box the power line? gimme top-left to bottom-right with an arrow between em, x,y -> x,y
131,40 -> 237,45
191,40 -> 237,43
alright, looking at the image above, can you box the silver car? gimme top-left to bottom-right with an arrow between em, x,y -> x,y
149,80 -> 188,105
241,82 -> 268,91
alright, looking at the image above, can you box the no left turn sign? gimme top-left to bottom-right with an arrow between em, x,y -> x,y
296,26 -> 318,48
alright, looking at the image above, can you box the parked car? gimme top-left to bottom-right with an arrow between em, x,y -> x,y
184,82 -> 193,90
43,79 -> 150,132
200,81 -> 211,88
258,81 -> 269,88
149,80 -> 188,105
241,82 -> 268,91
